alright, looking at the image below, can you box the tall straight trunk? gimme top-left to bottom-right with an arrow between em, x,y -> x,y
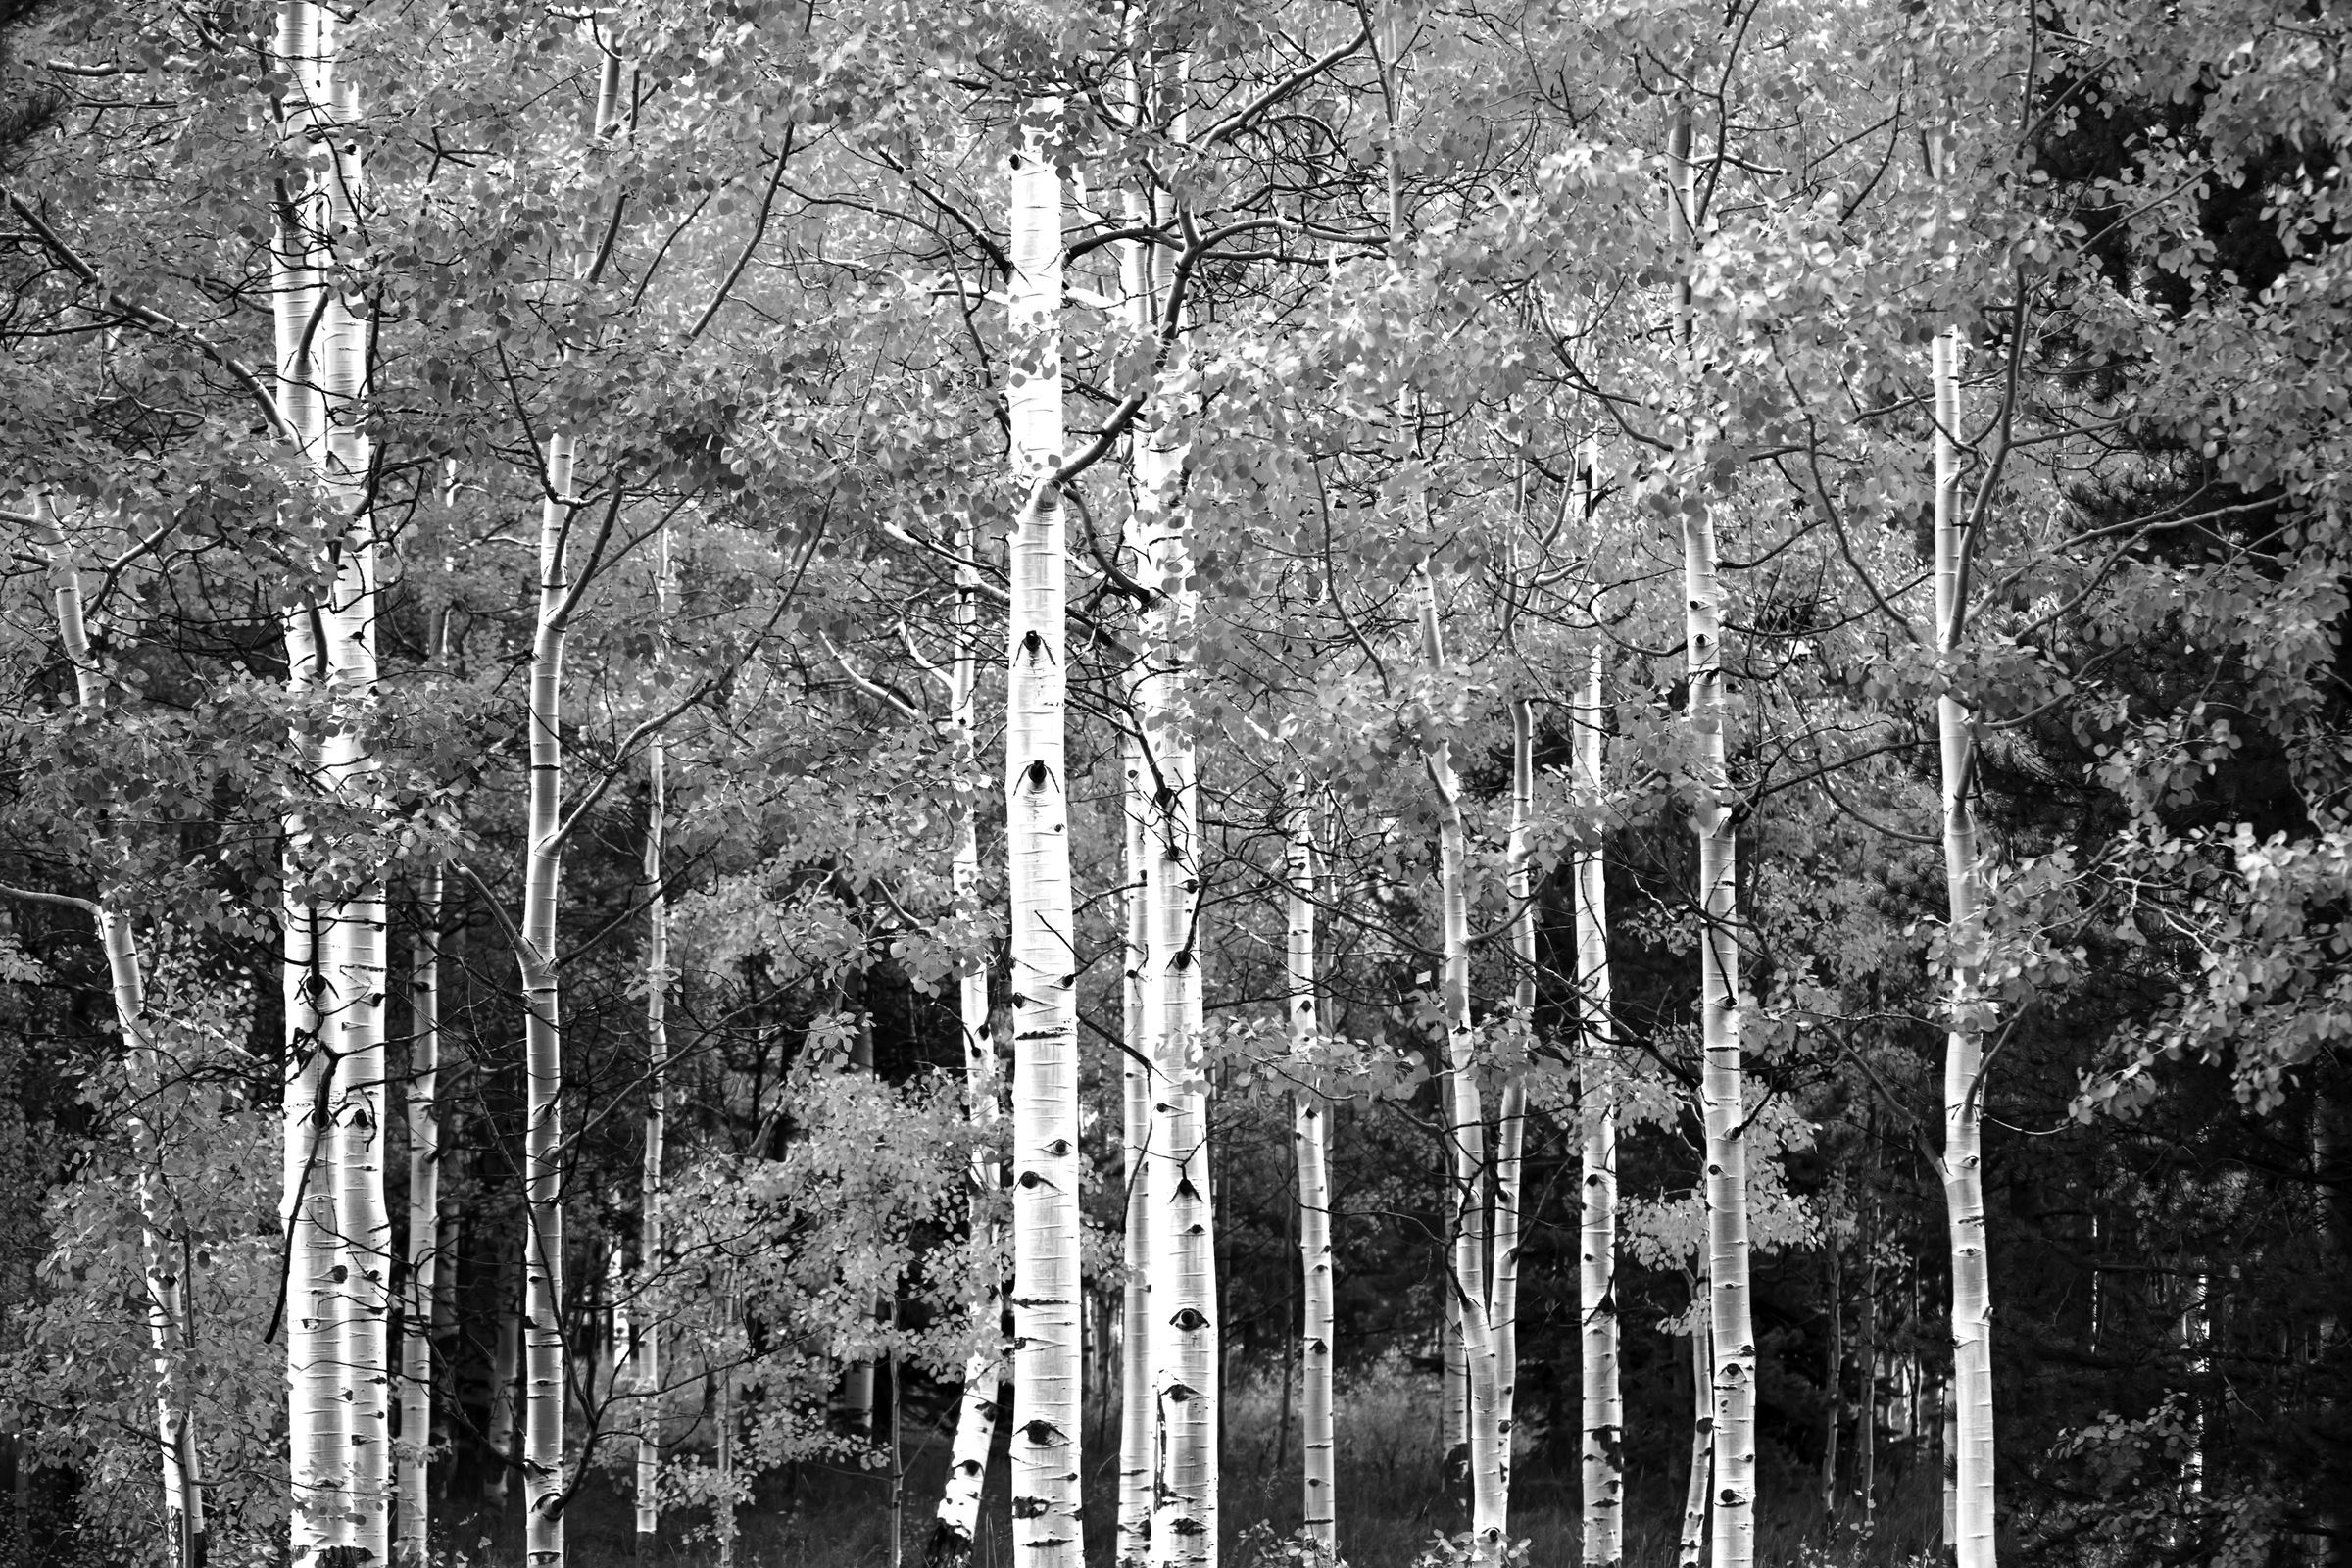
1930,328 -> 1997,1568
636,755 -> 667,1547
272,5 -> 343,1556
637,521 -> 673,1549
1287,790 -> 1336,1556
1114,720 -> 1154,1568
1416,567 -> 1506,1563
1004,104 -> 1084,1568
1133,238 -> 1216,1568
936,522 -> 1004,1568
1670,101 -> 1758,1568
635,523 -> 672,1542
397,873 -> 444,1565
1678,1295 -> 1712,1568
318,78 -> 393,1556
1493,706 -> 1531,1478
28,505 -> 206,1566
518,418 -> 575,1568
1572,640 -> 1623,1567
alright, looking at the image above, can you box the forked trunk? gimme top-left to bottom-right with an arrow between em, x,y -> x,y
1416,566 -> 1507,1564
1003,102 -> 1085,1568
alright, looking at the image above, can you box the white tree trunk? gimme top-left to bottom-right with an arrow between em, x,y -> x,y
1670,101 -> 1758,1568
937,523 -> 1004,1568
1130,145 -> 1216,1568
318,87 -> 392,1550
1287,789 -> 1336,1557
1931,328 -> 1997,1568
636,524 -> 673,1550
1573,641 -> 1624,1566
1004,105 -> 1085,1568
1494,704 -> 1532,1487
271,5 -> 343,1555
519,425 -> 574,1568
397,873 -> 444,1565
1115,720 -> 1155,1568
1416,567 -> 1507,1564
29,505 -> 207,1566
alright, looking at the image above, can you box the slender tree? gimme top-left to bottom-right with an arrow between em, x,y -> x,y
1115,716 -> 1155,1568
935,520 -> 1005,1568
1670,96 -> 1759,1568
1417,565 -> 1507,1562
397,870 -> 443,1566
1573,631 -> 1623,1565
1288,785 -> 1335,1556
16,503 -> 206,1567
637,524 -> 672,1552
1930,324 -> 1995,1568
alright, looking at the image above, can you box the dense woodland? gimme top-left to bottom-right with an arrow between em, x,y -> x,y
0,0 -> 2347,1565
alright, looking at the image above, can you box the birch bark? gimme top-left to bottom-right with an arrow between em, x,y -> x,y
1004,103 -> 1085,1568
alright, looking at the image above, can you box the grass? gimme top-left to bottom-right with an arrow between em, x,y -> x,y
438,1359 -> 1946,1568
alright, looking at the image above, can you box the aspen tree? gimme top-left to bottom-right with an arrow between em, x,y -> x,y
1113,48 -> 1161,1549
22,503 -> 206,1567
513,47 -> 627,1567
936,520 -> 1005,1568
1930,325 -> 1996,1568
271,4 -> 346,1554
1670,97 -> 1759,1568
1573,635 -> 1623,1566
1115,719 -> 1154,1568
315,68 -> 397,1559
1415,566 -> 1508,1562
1494,703 -> 1532,1479
1127,62 -> 1216,1568
1287,787 -> 1335,1556
397,871 -> 443,1566
636,521 -> 674,1552
1003,100 -> 1085,1568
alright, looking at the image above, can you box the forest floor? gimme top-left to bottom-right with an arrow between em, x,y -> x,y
443,1367 -> 1946,1568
